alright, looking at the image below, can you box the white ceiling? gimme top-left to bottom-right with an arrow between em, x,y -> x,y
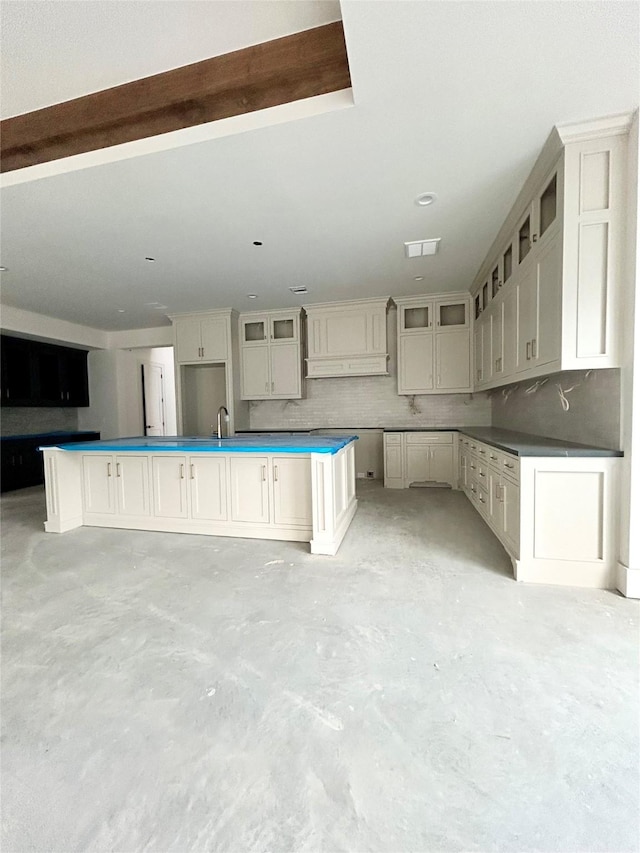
0,0 -> 638,332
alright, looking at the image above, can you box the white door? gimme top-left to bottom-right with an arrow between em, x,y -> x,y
270,343 -> 300,398
517,266 -> 537,372
189,456 -> 228,521
435,330 -> 470,390
398,334 -> 434,394
241,346 -> 270,399
272,457 -> 312,526
142,363 -> 165,436
229,456 -> 270,524
174,318 -> 202,363
405,445 -> 430,485
82,454 -> 115,514
430,445 -> 453,484
535,234 -> 562,367
200,317 -> 228,361
115,456 -> 150,516
152,456 -> 188,518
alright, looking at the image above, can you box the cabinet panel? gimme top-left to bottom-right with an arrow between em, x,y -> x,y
152,456 -> 188,518
384,443 -> 404,481
189,456 -> 228,521
517,266 -> 537,372
435,331 -> 470,391
241,346 -> 270,399
502,287 -> 518,376
230,457 -> 270,524
200,318 -> 228,361
436,299 -> 468,329
83,455 -> 115,514
502,479 -> 520,554
536,234 -> 562,366
405,446 -> 430,484
272,457 -> 312,526
116,456 -> 150,516
270,343 -> 300,398
174,319 -> 203,362
481,316 -> 493,386
398,334 -> 434,394
430,445 -> 453,484
326,314 -> 368,355
491,302 -> 504,378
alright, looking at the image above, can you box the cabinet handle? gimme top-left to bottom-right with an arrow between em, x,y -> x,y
5,388 -> 8,398
470,464 -> 476,470
504,462 -> 515,469
261,465 -> 266,481
180,463 -> 185,479
18,455 -> 23,465
116,463 -> 121,477
490,455 -> 497,460
532,234 -> 538,243
479,495 -> 486,504
107,462 -> 112,477
271,381 -> 275,392
479,449 -> 486,455
531,338 -> 537,358
526,341 -> 531,360
495,483 -> 501,499
190,464 -> 195,479
274,465 -> 278,482
61,391 -> 64,400
479,471 -> 485,478
265,382 -> 269,392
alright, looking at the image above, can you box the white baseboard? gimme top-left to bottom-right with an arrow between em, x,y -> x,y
616,562 -> 640,598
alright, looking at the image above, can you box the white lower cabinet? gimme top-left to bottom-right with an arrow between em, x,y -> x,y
272,456 -> 312,526
152,456 -> 188,519
230,456 -> 270,524
82,454 -> 150,517
189,456 -> 227,521
384,432 -> 455,489
459,434 -> 619,589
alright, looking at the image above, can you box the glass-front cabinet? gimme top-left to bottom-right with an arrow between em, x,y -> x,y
400,303 -> 432,332
436,299 -> 468,329
241,313 -> 299,346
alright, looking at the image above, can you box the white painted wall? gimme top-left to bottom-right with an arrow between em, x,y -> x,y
617,110 -> 640,597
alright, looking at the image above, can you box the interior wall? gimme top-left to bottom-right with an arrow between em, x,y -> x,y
77,350 -> 121,439
491,368 -> 621,449
181,363 -> 227,436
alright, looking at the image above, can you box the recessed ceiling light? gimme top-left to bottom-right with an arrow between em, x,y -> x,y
404,238 -> 441,258
0,266 -> 8,271
247,293 -> 258,299
413,276 -> 424,281
253,241 -> 263,246
117,309 -> 126,313
145,257 -> 155,262
415,192 -> 437,207
289,286 -> 308,295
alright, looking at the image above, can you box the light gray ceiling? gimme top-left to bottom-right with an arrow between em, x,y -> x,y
0,1 -> 638,331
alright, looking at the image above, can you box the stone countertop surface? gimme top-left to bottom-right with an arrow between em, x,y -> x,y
382,426 -> 621,457
48,435 -> 358,455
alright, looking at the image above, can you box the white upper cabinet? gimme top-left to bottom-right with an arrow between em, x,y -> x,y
304,298 -> 390,378
396,293 -> 471,395
239,309 -> 303,400
172,312 -> 230,363
471,113 -> 632,391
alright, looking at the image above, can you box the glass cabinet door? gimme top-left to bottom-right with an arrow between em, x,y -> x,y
402,304 -> 432,331
242,318 -> 267,344
436,300 -> 468,329
491,264 -> 501,298
271,316 -> 297,342
503,243 -> 513,285
518,211 -> 532,265
539,173 -> 557,238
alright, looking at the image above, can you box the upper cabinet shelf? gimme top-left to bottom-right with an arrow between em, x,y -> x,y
303,297 -> 390,378
471,112 -> 633,391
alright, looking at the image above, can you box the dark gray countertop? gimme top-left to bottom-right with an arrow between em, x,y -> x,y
381,426 -> 621,457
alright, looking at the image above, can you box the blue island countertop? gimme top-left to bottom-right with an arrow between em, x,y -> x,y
49,435 -> 358,455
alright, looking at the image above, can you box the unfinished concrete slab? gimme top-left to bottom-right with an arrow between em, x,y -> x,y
2,483 -> 638,852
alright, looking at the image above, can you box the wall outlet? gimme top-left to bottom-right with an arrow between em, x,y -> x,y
366,471 -> 375,479
356,472 -> 367,479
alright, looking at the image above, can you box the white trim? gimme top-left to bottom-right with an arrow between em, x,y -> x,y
556,112 -> 635,145
616,562 -> 640,599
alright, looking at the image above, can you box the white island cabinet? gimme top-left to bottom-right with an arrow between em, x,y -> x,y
41,435 -> 358,556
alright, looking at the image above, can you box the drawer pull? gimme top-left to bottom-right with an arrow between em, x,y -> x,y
190,464 -> 195,479
274,465 -> 279,482
107,462 -> 112,477
261,465 -> 266,481
479,471 -> 485,478
504,462 -> 515,469
180,464 -> 185,479
490,455 -> 497,460
116,463 -> 121,478
526,341 -> 531,360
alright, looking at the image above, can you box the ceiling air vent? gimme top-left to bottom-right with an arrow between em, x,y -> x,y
404,238 -> 441,258
289,286 -> 308,294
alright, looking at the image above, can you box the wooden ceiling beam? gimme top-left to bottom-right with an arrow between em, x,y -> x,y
0,21 -> 351,173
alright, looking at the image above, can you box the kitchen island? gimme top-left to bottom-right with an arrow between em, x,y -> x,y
40,435 -> 358,555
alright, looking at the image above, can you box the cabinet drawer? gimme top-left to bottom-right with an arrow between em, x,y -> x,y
385,433 -> 403,445
476,461 -> 489,483
501,453 -> 520,483
405,432 -> 453,445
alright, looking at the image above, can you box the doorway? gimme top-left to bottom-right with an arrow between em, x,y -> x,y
141,362 -> 166,436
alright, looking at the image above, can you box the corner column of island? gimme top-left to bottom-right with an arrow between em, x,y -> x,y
40,435 -> 358,556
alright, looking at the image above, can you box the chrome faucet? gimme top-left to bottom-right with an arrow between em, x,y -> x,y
216,405 -> 230,439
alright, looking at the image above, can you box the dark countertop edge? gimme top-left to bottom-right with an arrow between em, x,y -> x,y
1,430 -> 100,441
382,427 -> 622,457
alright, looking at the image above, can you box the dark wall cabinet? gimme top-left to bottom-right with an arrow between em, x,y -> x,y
1,336 -> 90,407
1,432 -> 100,492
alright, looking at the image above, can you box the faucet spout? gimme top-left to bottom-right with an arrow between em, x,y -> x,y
216,406 -> 230,439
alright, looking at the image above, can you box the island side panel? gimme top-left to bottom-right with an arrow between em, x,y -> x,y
310,442 -> 358,556
42,448 -> 83,533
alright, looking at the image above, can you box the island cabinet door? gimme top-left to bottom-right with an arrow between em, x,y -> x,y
152,456 -> 188,518
189,456 -> 227,521
229,456 -> 270,524
272,456 -> 312,527
115,456 -> 150,517
82,454 -> 115,514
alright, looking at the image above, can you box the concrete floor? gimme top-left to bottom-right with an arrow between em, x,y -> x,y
1,482 -> 639,853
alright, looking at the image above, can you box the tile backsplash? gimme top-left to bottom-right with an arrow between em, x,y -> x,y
0,407 -> 79,436
491,368 -> 620,449
249,374 -> 491,430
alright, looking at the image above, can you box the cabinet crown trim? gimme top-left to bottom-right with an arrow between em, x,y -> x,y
303,297 -> 390,313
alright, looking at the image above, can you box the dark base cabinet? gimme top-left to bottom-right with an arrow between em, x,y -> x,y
1,336 -> 90,407
1,432 -> 100,493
